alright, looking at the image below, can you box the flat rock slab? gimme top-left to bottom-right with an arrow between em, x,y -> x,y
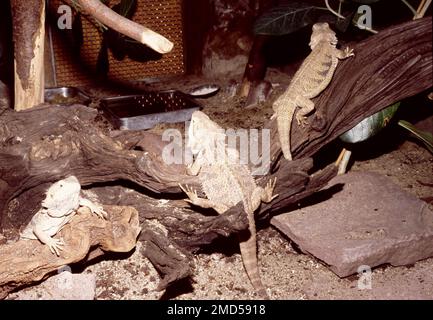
9,271 -> 96,300
271,171 -> 433,277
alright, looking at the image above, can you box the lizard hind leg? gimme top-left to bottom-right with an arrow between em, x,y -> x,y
250,179 -> 278,210
294,95 -> 315,127
178,184 -> 228,214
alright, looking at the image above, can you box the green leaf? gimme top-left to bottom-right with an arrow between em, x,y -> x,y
253,3 -> 328,36
398,120 -> 433,154
340,102 -> 400,143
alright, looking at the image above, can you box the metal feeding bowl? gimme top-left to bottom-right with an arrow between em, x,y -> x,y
101,90 -> 202,130
44,87 -> 91,106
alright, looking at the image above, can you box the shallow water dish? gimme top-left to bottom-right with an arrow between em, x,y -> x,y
101,90 -> 202,130
45,87 -> 91,106
184,84 -> 220,98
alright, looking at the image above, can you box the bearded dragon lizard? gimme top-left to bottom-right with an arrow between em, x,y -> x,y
273,22 -> 354,160
179,110 -> 278,299
20,176 -> 106,256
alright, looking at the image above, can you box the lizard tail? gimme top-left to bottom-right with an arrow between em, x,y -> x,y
276,103 -> 296,161
238,215 -> 269,300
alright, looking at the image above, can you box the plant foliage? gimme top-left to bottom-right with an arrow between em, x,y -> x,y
253,2 -> 329,35
398,120 -> 433,154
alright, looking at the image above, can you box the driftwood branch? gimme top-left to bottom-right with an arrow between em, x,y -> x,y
0,104 -> 332,231
74,0 -> 173,54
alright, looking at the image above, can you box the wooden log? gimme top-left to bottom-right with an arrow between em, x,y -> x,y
238,0 -> 278,99
239,35 -> 268,98
10,0 -> 45,110
140,219 -> 194,291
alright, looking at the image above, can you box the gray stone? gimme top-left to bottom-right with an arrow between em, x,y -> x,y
271,171 -> 433,277
11,269 -> 96,300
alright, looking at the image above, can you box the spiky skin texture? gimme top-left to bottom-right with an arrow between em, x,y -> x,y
273,22 -> 354,160
180,111 -> 278,299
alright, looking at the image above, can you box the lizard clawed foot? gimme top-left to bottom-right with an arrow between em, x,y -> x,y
94,208 -> 107,219
344,47 -> 355,58
178,184 -> 200,204
80,198 -> 107,219
93,206 -> 107,219
295,113 -> 309,127
87,203 -> 107,219
47,237 -> 65,256
264,178 -> 279,202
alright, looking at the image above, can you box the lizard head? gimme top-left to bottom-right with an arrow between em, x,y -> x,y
42,176 -> 81,216
309,22 -> 338,49
187,111 -> 225,157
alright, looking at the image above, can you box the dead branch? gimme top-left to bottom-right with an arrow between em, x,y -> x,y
75,0 -> 173,54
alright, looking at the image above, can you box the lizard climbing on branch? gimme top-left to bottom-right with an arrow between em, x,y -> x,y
179,111 -> 278,299
273,22 -> 354,160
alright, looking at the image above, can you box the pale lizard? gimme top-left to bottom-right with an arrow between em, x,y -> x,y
180,110 -> 278,299
272,22 -> 354,160
20,176 -> 106,256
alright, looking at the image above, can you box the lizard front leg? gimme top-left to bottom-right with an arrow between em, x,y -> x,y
250,178 -> 278,211
33,225 -> 64,256
79,197 -> 107,219
179,184 -> 228,214
186,158 -> 202,176
187,149 -> 206,176
336,47 -> 355,60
